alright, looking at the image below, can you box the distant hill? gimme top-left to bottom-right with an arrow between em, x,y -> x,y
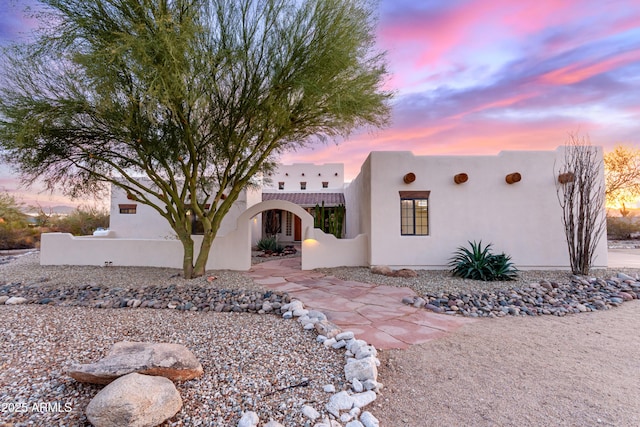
48,205 -> 77,215
23,205 -> 77,217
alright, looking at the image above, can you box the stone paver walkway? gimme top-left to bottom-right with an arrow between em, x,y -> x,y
248,258 -> 474,350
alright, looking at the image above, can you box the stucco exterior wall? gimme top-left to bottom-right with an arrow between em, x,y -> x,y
263,163 -> 344,191
343,156 -> 372,263
358,148 -> 607,270
40,233 -> 241,270
109,183 -> 255,239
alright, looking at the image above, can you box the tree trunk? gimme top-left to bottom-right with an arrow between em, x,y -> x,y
178,233 -> 195,279
193,231 -> 215,278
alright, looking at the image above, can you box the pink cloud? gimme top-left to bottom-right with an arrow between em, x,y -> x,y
539,49 -> 640,85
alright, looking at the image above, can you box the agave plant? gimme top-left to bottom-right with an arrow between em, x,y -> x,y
448,241 -> 518,281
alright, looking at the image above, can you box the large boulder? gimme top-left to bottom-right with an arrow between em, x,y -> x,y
391,268 -> 418,278
86,372 -> 182,427
370,265 -> 392,276
69,341 -> 203,384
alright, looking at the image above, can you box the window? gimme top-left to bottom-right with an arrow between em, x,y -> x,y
300,182 -> 307,190
278,182 -> 285,190
322,181 -> 329,188
399,191 -> 430,236
285,212 -> 292,236
119,204 -> 137,214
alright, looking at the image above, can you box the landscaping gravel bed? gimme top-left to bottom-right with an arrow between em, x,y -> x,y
0,252 -> 351,426
0,306 -> 345,426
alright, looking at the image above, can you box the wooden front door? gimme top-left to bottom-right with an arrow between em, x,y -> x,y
294,215 -> 302,241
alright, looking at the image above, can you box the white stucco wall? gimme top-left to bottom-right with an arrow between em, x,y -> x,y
41,199 -> 369,271
263,163 -> 344,191
355,148 -> 607,270
109,183 -> 255,239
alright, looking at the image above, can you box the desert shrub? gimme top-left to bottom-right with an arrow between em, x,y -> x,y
449,240 -> 518,281
49,207 -> 109,236
607,216 -> 640,239
0,223 -> 40,249
0,192 -> 39,249
256,236 -> 285,253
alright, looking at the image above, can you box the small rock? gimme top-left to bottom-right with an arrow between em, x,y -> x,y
336,331 -> 355,341
345,357 -> 378,383
302,405 -> 320,420
401,296 -> 415,305
238,411 -> 259,427
323,384 -> 336,393
351,391 -> 376,409
360,411 -> 380,427
0,296 -> 10,304
5,296 -> 28,305
341,412 -> 354,422
326,391 -> 354,417
617,272 -> 636,281
352,378 -> 364,392
315,319 -> 342,339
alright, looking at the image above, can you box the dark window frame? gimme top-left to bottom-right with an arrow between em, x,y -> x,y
119,204 -> 137,214
399,191 -> 430,236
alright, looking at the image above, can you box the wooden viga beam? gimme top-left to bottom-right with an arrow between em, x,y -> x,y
403,172 -> 416,184
505,172 -> 521,184
454,173 -> 468,184
558,172 -> 575,184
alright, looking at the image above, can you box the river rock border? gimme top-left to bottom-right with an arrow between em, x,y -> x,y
402,272 -> 640,318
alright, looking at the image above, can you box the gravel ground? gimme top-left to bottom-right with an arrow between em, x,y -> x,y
376,299 -> 640,426
3,251 -> 640,426
0,253 -> 345,426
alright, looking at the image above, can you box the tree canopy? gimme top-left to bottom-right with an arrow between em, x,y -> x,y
604,145 -> 640,216
0,0 -> 392,277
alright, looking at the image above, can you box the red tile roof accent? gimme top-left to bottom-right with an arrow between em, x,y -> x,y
262,192 -> 345,206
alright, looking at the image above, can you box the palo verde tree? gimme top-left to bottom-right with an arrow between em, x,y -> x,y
555,133 -> 606,275
0,0 -> 391,278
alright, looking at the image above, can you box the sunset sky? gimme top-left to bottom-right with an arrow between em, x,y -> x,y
1,0 -> 639,207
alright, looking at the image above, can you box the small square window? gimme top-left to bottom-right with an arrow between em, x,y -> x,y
278,182 -> 285,190
119,204 -> 137,214
300,182 -> 307,190
322,181 -> 329,188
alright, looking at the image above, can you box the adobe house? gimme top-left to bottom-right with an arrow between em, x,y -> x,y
40,147 -> 608,270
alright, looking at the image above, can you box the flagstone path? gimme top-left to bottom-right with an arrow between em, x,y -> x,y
248,258 -> 475,350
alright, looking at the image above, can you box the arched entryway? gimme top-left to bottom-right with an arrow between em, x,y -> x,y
234,200 -> 316,269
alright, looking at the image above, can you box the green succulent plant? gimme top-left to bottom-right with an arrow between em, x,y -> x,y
448,240 -> 518,281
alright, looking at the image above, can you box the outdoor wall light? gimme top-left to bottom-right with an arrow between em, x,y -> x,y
505,172 -> 522,184
304,226 -> 316,240
403,172 -> 416,184
454,173 -> 468,184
